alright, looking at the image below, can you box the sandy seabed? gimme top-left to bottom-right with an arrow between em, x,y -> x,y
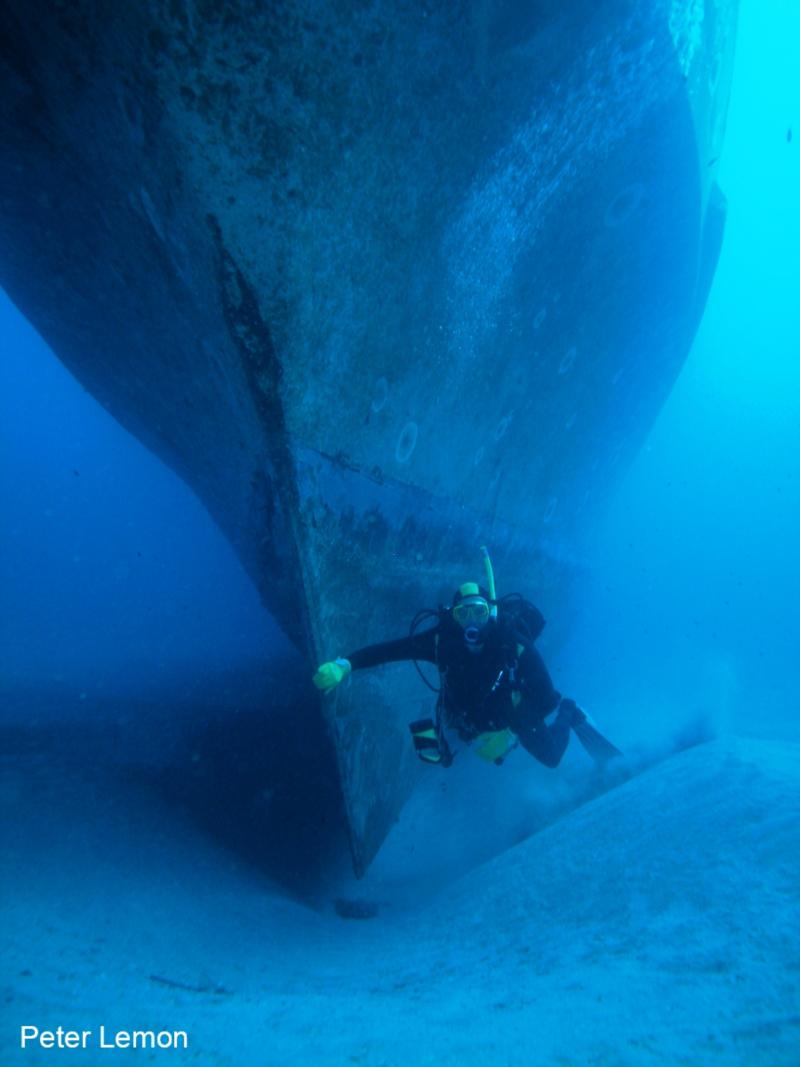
2,736 -> 799,1066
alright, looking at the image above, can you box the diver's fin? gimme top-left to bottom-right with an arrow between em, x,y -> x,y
572,718 -> 623,764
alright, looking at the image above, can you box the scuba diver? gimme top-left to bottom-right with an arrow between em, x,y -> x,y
313,548 -> 620,770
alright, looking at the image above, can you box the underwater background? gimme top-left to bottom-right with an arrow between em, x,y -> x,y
2,1 -> 799,1064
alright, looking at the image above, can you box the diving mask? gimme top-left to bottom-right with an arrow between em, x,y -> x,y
453,597 -> 491,628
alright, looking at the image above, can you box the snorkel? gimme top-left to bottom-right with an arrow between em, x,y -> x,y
455,547 -> 498,650
480,545 -> 498,619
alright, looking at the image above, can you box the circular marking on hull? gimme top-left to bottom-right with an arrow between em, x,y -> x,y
604,183 -> 645,228
395,421 -> 418,463
371,376 -> 389,413
139,187 -> 166,244
558,346 -> 577,375
494,414 -> 513,441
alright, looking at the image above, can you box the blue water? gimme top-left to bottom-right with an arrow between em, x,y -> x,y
0,297 -> 281,693
2,2 -> 799,1064
559,0 -> 800,749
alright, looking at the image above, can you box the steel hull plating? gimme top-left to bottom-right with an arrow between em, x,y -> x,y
0,1 -> 737,873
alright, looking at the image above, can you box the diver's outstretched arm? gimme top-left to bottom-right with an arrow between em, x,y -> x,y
313,628 -> 439,691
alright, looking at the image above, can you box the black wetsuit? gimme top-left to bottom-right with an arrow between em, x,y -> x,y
347,616 -> 574,768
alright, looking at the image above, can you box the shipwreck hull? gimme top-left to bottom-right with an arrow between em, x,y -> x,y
0,1 -> 737,874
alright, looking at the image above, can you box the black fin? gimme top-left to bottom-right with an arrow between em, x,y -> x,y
573,719 -> 623,764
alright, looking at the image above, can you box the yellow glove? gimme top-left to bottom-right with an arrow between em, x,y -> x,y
313,658 -> 352,692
